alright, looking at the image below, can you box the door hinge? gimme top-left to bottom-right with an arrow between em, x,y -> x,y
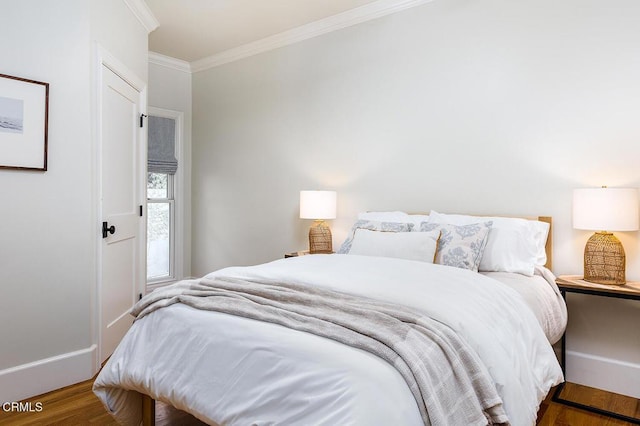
139,205 -> 143,217
139,113 -> 147,128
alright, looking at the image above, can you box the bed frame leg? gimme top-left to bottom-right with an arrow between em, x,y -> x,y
141,393 -> 155,426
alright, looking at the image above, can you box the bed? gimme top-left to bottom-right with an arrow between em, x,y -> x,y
94,211 -> 567,426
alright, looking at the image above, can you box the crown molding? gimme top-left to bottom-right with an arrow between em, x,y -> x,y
148,51 -> 192,73
191,0 -> 433,73
122,0 -> 160,34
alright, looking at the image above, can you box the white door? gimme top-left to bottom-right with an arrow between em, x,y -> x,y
99,65 -> 144,363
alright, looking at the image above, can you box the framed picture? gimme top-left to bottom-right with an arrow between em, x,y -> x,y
0,73 -> 49,171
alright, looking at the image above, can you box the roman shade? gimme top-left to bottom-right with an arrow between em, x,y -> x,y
148,116 -> 177,174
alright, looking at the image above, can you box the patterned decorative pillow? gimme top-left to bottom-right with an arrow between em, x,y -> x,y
338,220 -> 414,254
419,221 -> 492,271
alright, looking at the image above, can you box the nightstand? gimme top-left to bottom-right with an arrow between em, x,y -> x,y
553,275 -> 640,424
284,250 -> 310,258
284,250 -> 335,258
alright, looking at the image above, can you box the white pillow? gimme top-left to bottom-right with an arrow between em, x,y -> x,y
358,211 -> 430,228
338,220 -> 414,254
348,228 -> 440,263
428,211 -> 548,276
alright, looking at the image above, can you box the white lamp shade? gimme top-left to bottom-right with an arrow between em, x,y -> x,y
300,190 -> 337,220
573,187 -> 639,231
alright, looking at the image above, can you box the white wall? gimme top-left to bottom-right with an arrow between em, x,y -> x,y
0,0 -> 148,402
148,59 -> 192,279
192,0 -> 640,397
91,0 -> 149,84
0,0 -> 93,390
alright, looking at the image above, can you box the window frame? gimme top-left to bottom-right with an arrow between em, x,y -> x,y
147,173 -> 175,283
146,108 -> 184,288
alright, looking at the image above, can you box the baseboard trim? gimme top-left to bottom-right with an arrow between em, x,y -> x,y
566,350 -> 640,399
0,345 -> 97,402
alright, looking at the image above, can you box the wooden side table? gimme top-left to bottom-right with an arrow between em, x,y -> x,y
553,275 -> 640,424
284,250 -> 310,258
284,250 -> 334,258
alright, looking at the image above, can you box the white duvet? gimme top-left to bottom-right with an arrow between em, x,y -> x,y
482,266 -> 567,345
94,254 -> 564,426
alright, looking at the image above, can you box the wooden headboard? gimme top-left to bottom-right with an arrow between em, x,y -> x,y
538,216 -> 553,271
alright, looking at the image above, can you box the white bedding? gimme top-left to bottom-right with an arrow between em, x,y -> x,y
94,254 -> 564,426
481,266 -> 567,345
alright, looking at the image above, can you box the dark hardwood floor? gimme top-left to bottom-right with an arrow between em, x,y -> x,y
537,383 -> 640,426
1,379 -> 638,425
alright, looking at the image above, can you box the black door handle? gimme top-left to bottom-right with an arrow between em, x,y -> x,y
102,221 -> 116,238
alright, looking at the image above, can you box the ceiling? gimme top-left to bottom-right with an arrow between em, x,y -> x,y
146,0 -> 381,63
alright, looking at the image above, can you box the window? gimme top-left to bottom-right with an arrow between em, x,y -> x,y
147,113 -> 180,283
147,172 -> 174,280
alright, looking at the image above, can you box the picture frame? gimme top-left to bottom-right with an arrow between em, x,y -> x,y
0,73 -> 49,171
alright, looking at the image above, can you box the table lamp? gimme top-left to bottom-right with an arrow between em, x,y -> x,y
300,190 -> 337,254
573,187 -> 639,285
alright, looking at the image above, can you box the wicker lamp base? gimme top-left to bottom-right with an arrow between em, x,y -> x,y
309,220 -> 333,254
583,231 -> 626,285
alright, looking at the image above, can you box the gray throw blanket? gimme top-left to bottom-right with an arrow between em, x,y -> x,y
132,277 -> 509,426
